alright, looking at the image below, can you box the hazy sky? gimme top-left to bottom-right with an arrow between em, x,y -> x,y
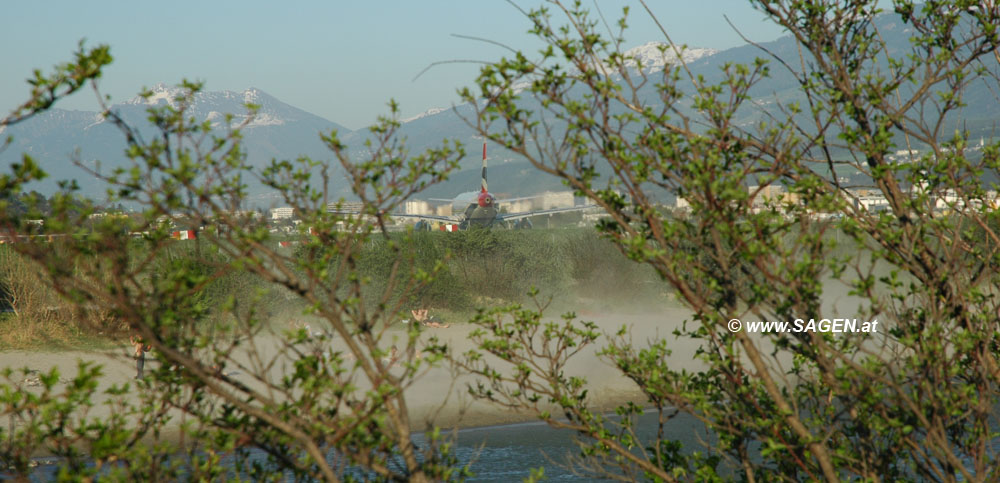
2,1 -> 787,130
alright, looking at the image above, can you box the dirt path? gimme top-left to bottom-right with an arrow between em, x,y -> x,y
0,309 -> 698,434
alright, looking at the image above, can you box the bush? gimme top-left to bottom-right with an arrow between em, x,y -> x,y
0,244 -> 125,347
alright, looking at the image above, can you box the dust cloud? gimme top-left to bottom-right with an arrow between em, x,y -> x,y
0,274 -> 884,443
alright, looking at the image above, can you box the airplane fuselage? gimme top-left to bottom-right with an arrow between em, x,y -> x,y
461,203 -> 500,228
400,142 -> 591,230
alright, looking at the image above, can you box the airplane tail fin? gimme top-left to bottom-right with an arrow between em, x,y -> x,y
481,142 -> 488,193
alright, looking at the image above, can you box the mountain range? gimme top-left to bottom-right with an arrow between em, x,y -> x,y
2,16 -> 997,206
1,83 -> 348,201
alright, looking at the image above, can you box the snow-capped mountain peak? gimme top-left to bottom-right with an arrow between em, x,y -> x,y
109,85 -> 329,130
124,82 -> 187,107
123,84 -> 270,111
621,42 -> 718,73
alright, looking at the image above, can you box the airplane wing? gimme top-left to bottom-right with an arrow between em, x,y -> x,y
387,213 -> 464,223
433,195 -> 539,204
495,195 -> 542,204
496,204 -> 597,222
326,206 -> 462,224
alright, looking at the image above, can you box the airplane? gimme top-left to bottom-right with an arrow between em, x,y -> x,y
384,143 -> 594,230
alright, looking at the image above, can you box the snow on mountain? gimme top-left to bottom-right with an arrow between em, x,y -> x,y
621,42 -> 718,73
403,107 -> 448,123
115,84 -> 332,130
407,43 -> 718,125
243,87 -> 261,105
123,82 -> 186,107
0,84 -> 352,197
83,111 -> 107,130
244,113 -> 287,127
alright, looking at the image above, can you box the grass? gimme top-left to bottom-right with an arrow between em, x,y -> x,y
0,312 -> 124,351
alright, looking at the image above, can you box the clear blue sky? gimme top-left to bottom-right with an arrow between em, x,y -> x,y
2,1 -> 787,130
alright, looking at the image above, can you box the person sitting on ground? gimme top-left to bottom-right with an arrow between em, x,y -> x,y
410,309 -> 450,328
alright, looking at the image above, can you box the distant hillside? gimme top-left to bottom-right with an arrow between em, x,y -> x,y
0,84 -> 350,203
